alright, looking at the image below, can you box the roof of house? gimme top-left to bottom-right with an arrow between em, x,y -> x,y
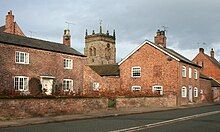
211,78 -> 220,87
0,26 -> 5,32
0,32 -> 86,57
119,40 -> 200,67
204,54 -> 220,68
199,73 -> 212,80
89,64 -> 120,76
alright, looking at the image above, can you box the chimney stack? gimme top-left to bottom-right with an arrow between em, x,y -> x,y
210,48 -> 214,58
63,29 -> 71,47
154,29 -> 167,47
199,48 -> 204,53
5,10 -> 15,34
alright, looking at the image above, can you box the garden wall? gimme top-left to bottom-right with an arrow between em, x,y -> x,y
116,95 -> 177,108
0,97 -> 108,120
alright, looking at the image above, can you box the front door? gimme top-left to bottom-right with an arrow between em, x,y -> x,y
41,79 -> 53,95
188,86 -> 193,102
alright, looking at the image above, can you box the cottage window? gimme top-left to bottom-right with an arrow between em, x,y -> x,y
92,82 -> 100,91
194,87 -> 198,97
15,51 -> 29,64
152,85 -> 163,95
182,66 -> 186,77
63,79 -> 73,91
64,59 -> 73,69
131,67 -> 141,77
131,86 -> 141,91
189,67 -> 192,78
181,86 -> 187,97
194,69 -> 198,79
14,76 -> 29,91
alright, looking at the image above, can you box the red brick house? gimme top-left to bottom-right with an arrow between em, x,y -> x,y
0,11 -> 86,96
193,48 -> 220,82
118,30 -> 207,106
193,48 -> 220,102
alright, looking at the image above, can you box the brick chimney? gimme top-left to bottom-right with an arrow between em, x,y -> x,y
199,48 -> 204,53
154,29 -> 167,47
5,10 -> 15,34
210,48 -> 214,58
63,29 -> 71,47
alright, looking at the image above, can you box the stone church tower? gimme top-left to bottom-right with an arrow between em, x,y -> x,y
84,26 -> 116,65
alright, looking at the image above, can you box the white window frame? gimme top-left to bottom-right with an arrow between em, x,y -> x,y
182,66 -> 186,77
92,82 -> 100,91
14,76 -> 29,91
15,51 -> 29,64
63,79 -> 73,91
64,59 -> 73,69
181,86 -> 187,97
189,67 -> 192,78
194,87 -> 198,97
152,85 -> 163,95
131,66 -> 141,78
131,86 -> 141,91
194,69 -> 198,79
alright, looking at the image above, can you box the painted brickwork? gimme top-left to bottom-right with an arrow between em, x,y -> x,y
0,98 -> 108,120
0,43 -> 85,95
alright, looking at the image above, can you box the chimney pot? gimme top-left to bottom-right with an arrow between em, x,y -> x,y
210,48 -> 214,58
63,29 -> 71,47
199,48 -> 204,53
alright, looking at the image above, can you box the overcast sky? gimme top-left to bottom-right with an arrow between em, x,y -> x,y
0,0 -> 220,61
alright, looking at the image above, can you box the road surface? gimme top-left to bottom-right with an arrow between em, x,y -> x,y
1,104 -> 219,132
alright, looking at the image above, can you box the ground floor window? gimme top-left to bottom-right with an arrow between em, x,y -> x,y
14,76 -> 29,91
181,86 -> 187,97
152,85 -> 163,95
194,87 -> 198,97
63,79 -> 73,91
131,86 -> 141,91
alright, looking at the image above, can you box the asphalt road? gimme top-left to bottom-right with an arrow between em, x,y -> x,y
1,104 -> 220,132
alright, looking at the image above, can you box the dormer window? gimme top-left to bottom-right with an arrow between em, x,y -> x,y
64,59 -> 73,69
15,51 -> 29,64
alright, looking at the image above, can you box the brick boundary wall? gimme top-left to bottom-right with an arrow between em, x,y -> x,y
0,98 -> 108,120
116,95 -> 177,109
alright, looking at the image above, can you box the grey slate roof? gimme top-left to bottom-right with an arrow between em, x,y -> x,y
89,64 -> 120,76
199,73 -> 212,80
0,26 -> 5,32
148,40 -> 200,67
204,54 -> 220,68
0,32 -> 86,57
211,79 -> 220,87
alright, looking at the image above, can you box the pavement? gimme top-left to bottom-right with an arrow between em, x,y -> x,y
0,102 -> 218,128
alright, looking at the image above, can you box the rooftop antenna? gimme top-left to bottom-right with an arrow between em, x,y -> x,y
162,26 -> 168,33
65,21 -> 75,29
29,30 -> 37,37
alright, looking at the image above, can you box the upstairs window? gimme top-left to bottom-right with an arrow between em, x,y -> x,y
189,67 -> 192,78
15,51 -> 29,64
64,59 -> 73,69
63,79 -> 73,91
14,76 -> 29,91
131,67 -> 141,78
194,69 -> 198,79
152,85 -> 163,95
131,86 -> 141,91
182,66 -> 186,77
181,86 -> 187,97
